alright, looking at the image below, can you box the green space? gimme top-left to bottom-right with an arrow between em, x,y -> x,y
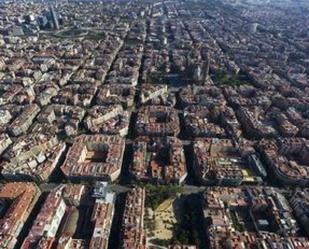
213,70 -> 250,86
143,185 -> 202,248
55,27 -> 88,38
230,211 -> 245,232
170,197 -> 199,245
147,71 -> 166,84
142,184 -> 183,210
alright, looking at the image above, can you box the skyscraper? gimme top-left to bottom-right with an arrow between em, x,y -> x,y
49,6 -> 59,30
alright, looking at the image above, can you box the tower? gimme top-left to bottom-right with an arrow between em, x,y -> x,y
49,6 -> 59,30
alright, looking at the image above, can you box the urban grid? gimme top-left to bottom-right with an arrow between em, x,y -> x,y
0,0 -> 308,248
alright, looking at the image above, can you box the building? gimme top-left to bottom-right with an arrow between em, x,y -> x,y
96,84 -> 135,108
136,106 -> 179,136
89,188 -> 115,249
290,189 -> 309,236
61,135 -> 125,182
1,128 -> 63,182
0,133 -> 12,156
21,186 -> 66,248
62,184 -> 85,206
193,138 -> 244,186
132,136 -> 187,184
236,107 -> 277,139
140,84 -> 169,105
0,182 -> 41,249
120,188 -> 147,249
37,104 -> 85,137
258,138 -> 309,186
8,104 -> 40,136
204,187 -> 305,249
84,105 -> 130,137
168,246 -> 197,249
49,6 -> 59,30
184,105 -> 226,138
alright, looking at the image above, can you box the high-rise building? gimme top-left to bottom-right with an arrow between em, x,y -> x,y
49,6 -> 59,30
